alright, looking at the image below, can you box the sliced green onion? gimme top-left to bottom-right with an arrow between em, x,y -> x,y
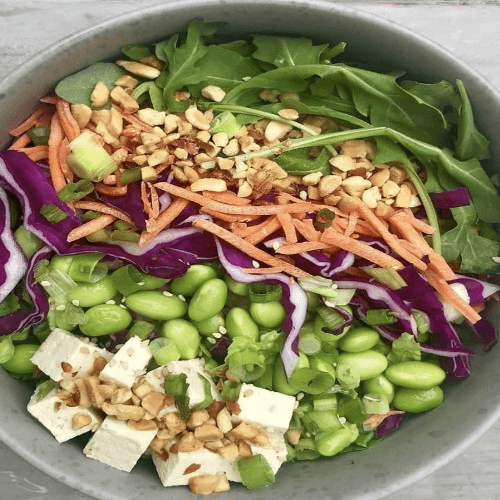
336,363 -> 360,390
120,167 -> 142,185
9,328 -> 30,343
40,204 -> 68,223
86,229 -> 111,242
193,374 -> 214,410
219,379 -> 242,401
302,410 -> 342,433
316,305 -> 346,331
324,289 -> 356,306
254,359 -> 275,390
57,179 -> 94,202
362,393 -> 390,415
298,331 -> 322,356
362,267 -> 407,290
114,220 -> 134,231
28,125 -> 50,145
313,393 -> 338,412
248,282 -> 282,303
164,373 -> 190,420
294,438 -> 320,461
226,350 -> 266,382
289,367 -> 334,395
298,275 -> 338,298
309,352 -> 337,380
32,320 -> 51,343
413,310 -> 430,334
68,253 -> 107,283
365,309 -> 397,326
56,303 -> 87,328
0,336 -> 15,364
110,230 -> 140,243
36,380 -> 57,401
314,208 -> 335,229
149,337 -> 181,365
126,320 -> 155,341
110,264 -> 143,295
237,454 -> 276,490
148,84 -> 165,111
81,210 -> 101,221
37,268 -> 77,304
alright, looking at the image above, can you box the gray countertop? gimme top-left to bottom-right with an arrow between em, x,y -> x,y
1,1 -> 500,499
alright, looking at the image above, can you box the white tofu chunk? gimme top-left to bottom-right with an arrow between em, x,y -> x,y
31,328 -> 112,381
27,387 -> 101,443
152,447 -> 240,487
83,416 -> 157,472
236,384 -> 296,433
100,336 -> 152,388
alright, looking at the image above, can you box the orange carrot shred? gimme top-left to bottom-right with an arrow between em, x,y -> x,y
402,208 -> 435,234
56,99 -> 80,141
58,138 -> 74,183
276,241 -> 331,255
200,208 -> 260,223
94,183 -> 127,197
13,146 -> 49,161
202,190 -> 252,206
276,212 -> 298,243
73,201 -> 134,225
244,217 -> 282,245
291,218 -> 321,242
344,212 -> 359,238
47,114 -> 66,193
8,133 -> 31,149
9,108 -> 46,136
67,214 -> 116,243
241,266 -> 288,274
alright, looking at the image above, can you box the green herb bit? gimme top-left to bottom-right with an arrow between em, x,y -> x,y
314,208 -> 335,230
0,336 -> 15,364
248,282 -> 282,303
68,253 -> 107,283
126,320 -> 155,341
28,125 -> 50,145
120,167 -> 142,185
110,264 -> 143,295
81,210 -> 101,221
193,374 -> 213,410
0,293 -> 21,317
164,373 -> 190,420
40,204 -> 68,223
237,454 -> 276,490
36,380 -> 57,401
365,309 -> 397,326
121,43 -> 151,61
57,179 -> 94,203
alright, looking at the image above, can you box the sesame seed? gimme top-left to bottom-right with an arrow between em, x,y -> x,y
55,304 -> 66,311
120,304 -> 127,309
296,393 -> 305,401
219,326 -> 227,334
272,241 -> 281,251
162,291 -> 173,297
40,281 -> 51,287
299,190 -> 307,201
493,257 -> 500,263
207,337 -> 216,344
178,294 -> 186,301
213,332 -> 222,339
105,300 -> 116,305
252,260 -> 260,268
339,417 -> 347,424
71,299 -> 80,306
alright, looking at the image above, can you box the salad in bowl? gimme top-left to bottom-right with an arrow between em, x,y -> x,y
1,16 -> 500,496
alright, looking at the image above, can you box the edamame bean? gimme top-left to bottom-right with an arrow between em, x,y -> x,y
385,361 -> 446,389
80,304 -> 132,336
224,274 -> 249,296
126,291 -> 187,320
393,386 -> 444,413
336,350 -> 388,380
188,278 -> 227,322
306,291 -> 321,312
192,313 -> 225,337
309,352 -> 337,380
362,374 -> 395,403
160,319 -> 200,359
314,424 -> 359,457
54,309 -> 77,332
68,275 -> 117,308
137,273 -> 168,291
339,326 -> 380,353
273,357 -> 300,396
170,265 -> 217,296
1,344 -> 38,375
14,226 -> 43,258
249,301 -> 286,329
49,255 -> 73,274
225,307 -> 259,341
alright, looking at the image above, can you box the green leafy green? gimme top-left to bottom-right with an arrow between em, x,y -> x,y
387,332 -> 421,364
0,293 -> 20,317
55,63 -> 125,106
0,336 -> 14,364
121,44 -> 151,61
275,147 -> 330,176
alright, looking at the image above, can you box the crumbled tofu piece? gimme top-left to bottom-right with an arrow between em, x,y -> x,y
27,388 -> 101,443
152,447 -> 240,487
99,336 -> 152,388
31,329 -> 112,381
235,384 -> 296,433
83,416 -> 157,472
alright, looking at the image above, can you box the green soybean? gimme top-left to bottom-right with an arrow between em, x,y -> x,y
385,361 -> 446,389
362,374 -> 395,403
80,304 -> 132,336
160,318 -> 200,359
315,424 -> 359,457
393,386 -> 444,413
68,275 -> 117,308
224,274 -> 249,296
137,273 -> 169,291
273,357 -> 300,396
126,291 -> 187,320
170,265 -> 217,296
336,350 -> 388,381
1,344 -> 38,375
339,326 -> 380,353
225,307 -> 259,342
49,255 -> 73,274
188,278 -> 227,322
54,309 -> 77,331
192,313 -> 225,337
249,301 -> 286,329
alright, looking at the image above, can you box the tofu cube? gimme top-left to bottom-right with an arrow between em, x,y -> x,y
83,416 -> 157,472
236,384 -> 296,433
153,447 -> 240,487
31,328 -> 112,381
27,387 -> 101,443
100,336 -> 152,388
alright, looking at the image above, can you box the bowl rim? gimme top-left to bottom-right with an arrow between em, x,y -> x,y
2,1 -> 500,499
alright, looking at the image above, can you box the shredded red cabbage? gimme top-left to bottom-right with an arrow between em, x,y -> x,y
375,413 -> 406,439
429,187 -> 470,209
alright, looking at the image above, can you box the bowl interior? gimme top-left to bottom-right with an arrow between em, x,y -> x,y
1,1 -> 500,499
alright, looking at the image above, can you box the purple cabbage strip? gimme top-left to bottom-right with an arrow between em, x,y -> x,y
0,186 -> 27,303
0,246 -> 51,335
215,237 -> 307,377
429,187 -> 470,209
319,301 -> 353,336
375,413 -> 406,439
468,318 -> 498,352
449,275 -> 500,305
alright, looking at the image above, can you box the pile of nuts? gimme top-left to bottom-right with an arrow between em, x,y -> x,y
68,54 -> 422,213
53,352 -> 277,495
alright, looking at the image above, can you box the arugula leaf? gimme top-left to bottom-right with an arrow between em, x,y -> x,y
252,35 -> 329,68
275,147 -> 330,176
387,332 -> 421,364
461,231 -> 500,273
455,79 -> 490,161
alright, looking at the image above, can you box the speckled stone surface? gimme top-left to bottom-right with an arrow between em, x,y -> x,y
2,1 -> 500,499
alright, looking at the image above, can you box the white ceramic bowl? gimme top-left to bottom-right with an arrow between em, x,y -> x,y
1,2 -> 500,499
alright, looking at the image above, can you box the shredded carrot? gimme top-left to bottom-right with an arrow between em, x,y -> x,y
321,227 -> 404,270
40,96 -> 59,105
244,217 -> 282,245
139,197 -> 190,247
192,218 -> 309,278
56,99 -> 80,141
13,146 -> 49,161
58,138 -> 74,183
202,190 -> 252,206
73,201 -> 134,225
402,208 -> 435,234
148,182 -> 160,219
473,302 -> 485,314
8,133 -> 31,149
141,181 -> 153,218
423,268 -> 482,324
399,239 -> 425,259
356,201 -> 427,271
9,108 -> 46,136
241,266 -> 288,274
344,212 -> 359,238
200,208 -> 260,223
276,241 -> 331,255
276,212 -> 298,243
291,218 -> 321,242
47,114 -> 66,193
94,183 -> 127,197
67,214 -> 116,243
154,182 -> 322,216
